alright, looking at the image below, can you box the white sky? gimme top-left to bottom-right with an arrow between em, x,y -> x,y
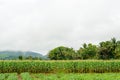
0,0 -> 120,55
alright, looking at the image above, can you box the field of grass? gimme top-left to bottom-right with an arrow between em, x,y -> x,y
1,73 -> 120,80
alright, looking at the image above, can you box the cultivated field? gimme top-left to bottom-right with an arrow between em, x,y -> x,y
1,73 -> 120,80
1,60 -> 120,80
0,60 -> 120,73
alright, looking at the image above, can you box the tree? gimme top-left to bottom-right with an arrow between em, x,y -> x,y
114,40 -> 120,59
48,46 -> 76,60
77,43 -> 98,59
18,55 -> 23,60
98,38 -> 118,59
26,56 -> 33,60
47,37 -> 120,60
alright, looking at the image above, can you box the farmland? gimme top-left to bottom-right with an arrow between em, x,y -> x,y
1,73 -> 120,80
0,60 -> 120,73
1,60 -> 120,80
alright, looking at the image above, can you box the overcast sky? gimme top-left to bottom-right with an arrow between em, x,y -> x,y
0,0 -> 120,55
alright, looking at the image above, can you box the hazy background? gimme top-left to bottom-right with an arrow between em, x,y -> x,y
0,0 -> 120,55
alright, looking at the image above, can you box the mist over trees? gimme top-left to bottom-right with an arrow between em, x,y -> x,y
48,38 -> 120,60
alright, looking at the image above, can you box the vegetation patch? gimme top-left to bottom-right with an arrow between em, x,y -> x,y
0,60 -> 120,73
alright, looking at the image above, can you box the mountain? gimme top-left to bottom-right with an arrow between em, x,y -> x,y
0,51 -> 47,60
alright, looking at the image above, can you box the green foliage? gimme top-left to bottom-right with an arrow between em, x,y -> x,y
48,46 -> 76,60
0,73 -> 17,80
1,73 -> 120,80
32,73 -> 120,80
0,74 -> 5,80
98,38 -> 119,59
7,73 -> 17,80
48,38 -> 120,60
1,60 -> 120,73
18,55 -> 23,60
25,56 -> 33,60
21,72 -> 33,80
77,43 -> 98,59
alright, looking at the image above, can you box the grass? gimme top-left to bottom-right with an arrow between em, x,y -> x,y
31,73 -> 120,80
1,73 -> 120,80
0,73 -> 17,80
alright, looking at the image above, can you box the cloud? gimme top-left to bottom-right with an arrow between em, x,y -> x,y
0,0 -> 120,55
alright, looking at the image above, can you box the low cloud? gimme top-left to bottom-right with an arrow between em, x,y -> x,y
0,0 -> 120,54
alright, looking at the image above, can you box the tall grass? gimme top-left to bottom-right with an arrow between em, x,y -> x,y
0,60 -> 120,73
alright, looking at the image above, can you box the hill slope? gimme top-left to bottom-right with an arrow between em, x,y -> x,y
0,51 -> 47,60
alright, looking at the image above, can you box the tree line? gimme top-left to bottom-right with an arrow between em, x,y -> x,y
18,56 -> 42,60
48,38 -> 120,60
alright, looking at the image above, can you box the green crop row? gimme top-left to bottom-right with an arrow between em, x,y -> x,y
21,72 -> 33,80
0,73 -> 33,80
0,60 -> 120,73
32,73 -> 120,80
1,72 -> 120,80
0,73 -> 17,80
7,73 -> 17,80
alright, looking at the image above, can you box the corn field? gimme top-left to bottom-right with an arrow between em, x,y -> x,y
0,60 -> 120,73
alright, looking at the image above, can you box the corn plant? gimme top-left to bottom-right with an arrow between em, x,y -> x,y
21,72 -> 33,80
7,73 -> 17,80
0,60 -> 120,73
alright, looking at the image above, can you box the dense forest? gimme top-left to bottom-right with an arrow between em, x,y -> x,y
48,38 -> 120,60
